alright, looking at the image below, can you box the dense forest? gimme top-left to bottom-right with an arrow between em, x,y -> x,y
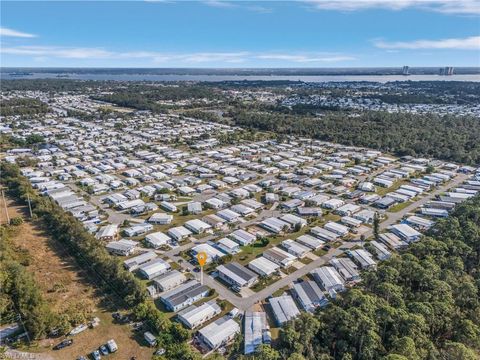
0,98 -> 50,116
92,84 -> 221,112
241,195 -> 480,360
220,110 -> 480,165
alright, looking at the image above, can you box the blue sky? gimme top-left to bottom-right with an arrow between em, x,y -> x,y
1,0 -> 479,67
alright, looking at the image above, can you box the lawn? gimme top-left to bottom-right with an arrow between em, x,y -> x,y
388,200 -> 413,213
376,179 -> 410,196
233,241 -> 271,265
299,257 -> 314,265
251,275 -> 282,292
272,286 -> 290,297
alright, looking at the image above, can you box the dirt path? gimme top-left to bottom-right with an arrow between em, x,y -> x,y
2,198 -> 153,360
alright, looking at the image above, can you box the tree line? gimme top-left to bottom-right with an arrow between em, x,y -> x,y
0,163 -> 207,359
220,110 -> 480,165
0,98 -> 50,116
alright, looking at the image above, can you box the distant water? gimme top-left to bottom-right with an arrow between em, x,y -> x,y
2,72 -> 480,82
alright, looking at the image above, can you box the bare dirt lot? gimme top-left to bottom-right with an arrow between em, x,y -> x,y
2,198 -> 153,360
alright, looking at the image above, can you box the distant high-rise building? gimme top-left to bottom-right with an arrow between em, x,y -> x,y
402,66 -> 409,75
439,66 -> 454,76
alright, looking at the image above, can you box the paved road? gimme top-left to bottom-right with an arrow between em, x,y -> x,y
361,172 -> 469,239
227,241 -> 360,310
67,182 -> 132,225
69,162 -> 468,311
239,206 -> 281,229
164,173 -> 469,311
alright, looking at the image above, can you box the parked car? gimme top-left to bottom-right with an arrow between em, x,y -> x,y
99,345 -> 109,356
91,350 -> 101,360
154,348 -> 166,356
53,338 -> 73,350
106,339 -> 118,353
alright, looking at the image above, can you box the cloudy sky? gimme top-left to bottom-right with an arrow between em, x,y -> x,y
1,0 -> 479,67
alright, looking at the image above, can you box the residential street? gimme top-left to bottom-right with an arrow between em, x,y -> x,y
163,172 -> 469,311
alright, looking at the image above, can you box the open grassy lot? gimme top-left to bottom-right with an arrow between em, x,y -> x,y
375,179 -> 410,196
388,200 -> 414,213
3,198 -> 153,360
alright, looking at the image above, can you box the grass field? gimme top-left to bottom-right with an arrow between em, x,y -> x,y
4,198 -> 153,360
388,200 -> 414,213
375,179 -> 410,196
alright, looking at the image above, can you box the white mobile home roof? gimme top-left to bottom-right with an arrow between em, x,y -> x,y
184,219 -> 211,233
191,243 -> 225,263
349,249 -> 377,269
96,224 -> 118,239
138,258 -> 171,279
292,280 -> 328,312
310,226 -> 339,242
198,317 -> 240,349
420,207 -> 449,217
177,300 -> 221,329
152,270 -> 187,292
330,257 -> 360,282
217,262 -> 258,287
296,234 -> 324,250
311,266 -> 345,292
217,208 -> 241,222
405,215 -> 434,229
390,223 -> 421,241
229,229 -> 256,245
248,257 -> 279,276
269,295 -> 301,325
260,217 -> 290,233
148,212 -> 173,224
264,247 -> 296,267
167,226 -> 192,240
123,251 -> 158,270
324,221 -> 349,236
370,241 -> 392,260
281,239 -> 310,257
378,233 -> 408,250
341,216 -> 363,227
244,311 -> 268,355
216,237 -> 240,254
145,232 -> 170,248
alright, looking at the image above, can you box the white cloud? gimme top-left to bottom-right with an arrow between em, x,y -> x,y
1,45 -> 355,64
247,5 -> 273,13
202,0 -> 236,8
202,1 -> 274,12
256,53 -> 355,62
305,0 -> 480,15
2,46 -> 113,58
374,36 -> 480,50
0,27 -> 37,38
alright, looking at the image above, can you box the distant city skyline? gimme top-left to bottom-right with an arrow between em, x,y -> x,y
1,0 -> 479,68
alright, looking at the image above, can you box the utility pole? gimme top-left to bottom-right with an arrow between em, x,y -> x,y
16,313 -> 31,345
27,193 -> 33,218
1,189 -> 10,225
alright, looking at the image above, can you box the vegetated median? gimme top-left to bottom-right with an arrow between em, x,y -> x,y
213,109 -> 480,165
0,163 -> 202,360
